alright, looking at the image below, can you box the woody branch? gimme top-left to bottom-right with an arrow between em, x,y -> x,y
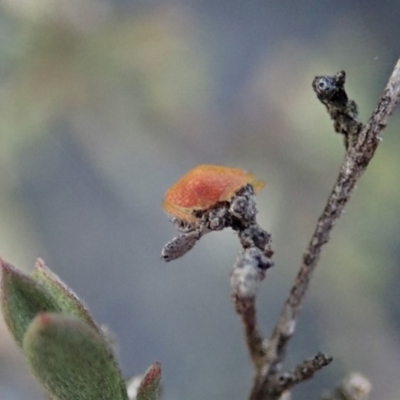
247,56 -> 400,400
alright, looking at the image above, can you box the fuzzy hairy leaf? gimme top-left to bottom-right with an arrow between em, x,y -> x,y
32,258 -> 99,332
0,260 -> 62,346
23,313 -> 129,400
137,362 -> 162,400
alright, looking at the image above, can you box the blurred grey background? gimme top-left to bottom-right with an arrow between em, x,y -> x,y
0,1 -> 399,399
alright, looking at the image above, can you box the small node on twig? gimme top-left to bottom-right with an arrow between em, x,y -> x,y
312,71 -> 363,149
231,247 -> 273,304
250,352 -> 332,400
238,224 -> 273,257
161,229 -> 204,262
230,185 -> 258,222
321,373 -> 372,400
272,352 -> 333,394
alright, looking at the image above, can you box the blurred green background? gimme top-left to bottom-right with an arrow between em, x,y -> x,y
0,1 -> 399,399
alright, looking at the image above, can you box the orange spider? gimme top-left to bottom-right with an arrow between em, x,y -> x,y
163,164 -> 265,225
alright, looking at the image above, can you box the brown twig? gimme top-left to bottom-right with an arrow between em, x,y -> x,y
249,57 -> 400,400
231,248 -> 271,370
228,187 -> 274,370
232,296 -> 266,371
312,71 -> 363,149
272,352 -> 333,395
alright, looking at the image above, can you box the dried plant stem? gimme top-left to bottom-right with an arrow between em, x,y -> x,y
274,352 -> 332,394
249,56 -> 400,400
231,246 -> 273,371
233,297 -> 266,370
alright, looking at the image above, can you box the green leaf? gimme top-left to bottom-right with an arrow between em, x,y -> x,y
23,313 -> 129,400
32,258 -> 99,332
137,362 -> 162,400
0,259 -> 62,346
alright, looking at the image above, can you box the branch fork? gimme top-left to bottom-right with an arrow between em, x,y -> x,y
161,56 -> 400,400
